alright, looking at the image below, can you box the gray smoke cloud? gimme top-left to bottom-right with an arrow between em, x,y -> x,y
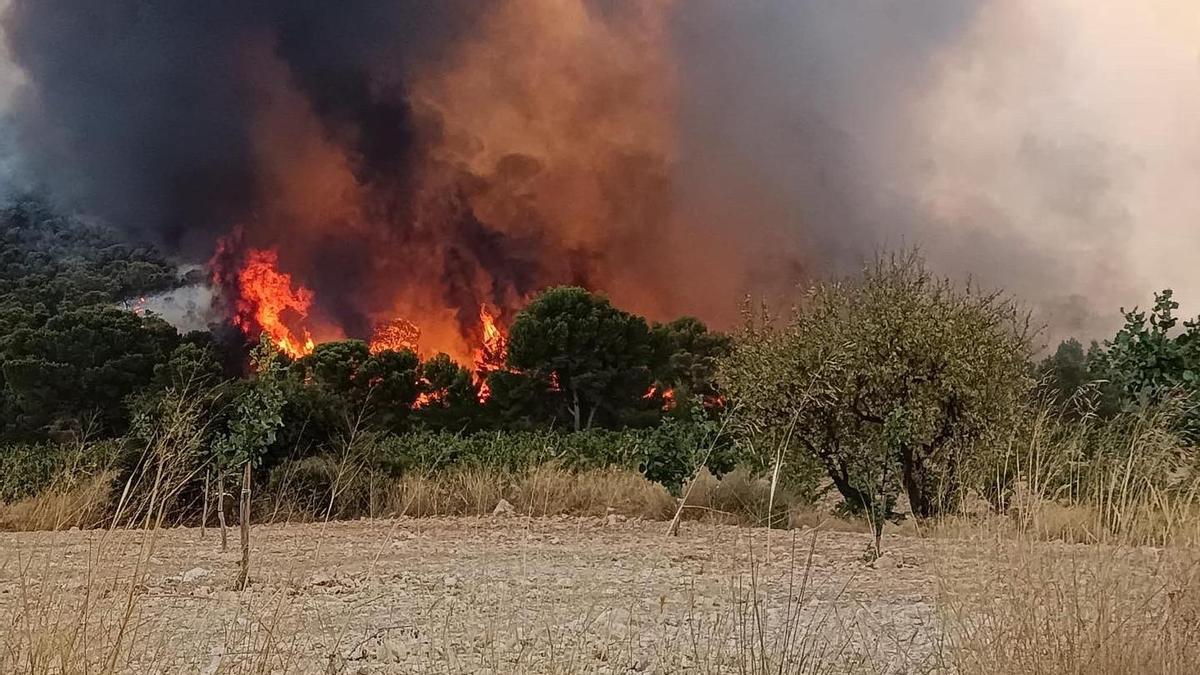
3,0 -> 1198,346
673,0 -> 1200,344
0,1 -> 478,256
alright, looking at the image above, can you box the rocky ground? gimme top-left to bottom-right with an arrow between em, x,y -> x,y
0,514 -> 1135,673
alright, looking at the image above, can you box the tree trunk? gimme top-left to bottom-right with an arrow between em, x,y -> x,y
217,471 -> 228,552
900,445 -> 935,519
824,464 -> 873,515
570,388 -> 582,432
237,463 -> 251,590
872,513 -> 884,558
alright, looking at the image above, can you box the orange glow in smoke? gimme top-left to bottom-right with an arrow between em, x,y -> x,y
369,318 -> 422,355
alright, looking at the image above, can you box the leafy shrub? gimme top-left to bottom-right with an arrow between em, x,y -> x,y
720,251 -> 1034,523
366,419 -> 731,491
0,441 -> 123,503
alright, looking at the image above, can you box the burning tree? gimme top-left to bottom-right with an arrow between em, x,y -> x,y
650,316 -> 733,413
289,340 -> 423,434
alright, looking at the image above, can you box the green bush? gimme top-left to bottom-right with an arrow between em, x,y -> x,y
0,441 -> 123,502
365,419 -> 732,491
720,251 -> 1034,522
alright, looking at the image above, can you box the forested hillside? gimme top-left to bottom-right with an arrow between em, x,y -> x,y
0,198 -> 185,438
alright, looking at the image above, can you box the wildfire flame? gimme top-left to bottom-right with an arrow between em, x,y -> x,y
216,240 -> 512,394
229,247 -> 316,359
412,382 -> 445,409
473,306 -> 508,402
126,296 -> 148,316
644,384 -> 676,411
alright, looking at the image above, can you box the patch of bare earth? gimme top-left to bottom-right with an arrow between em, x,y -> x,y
0,516 -> 1172,673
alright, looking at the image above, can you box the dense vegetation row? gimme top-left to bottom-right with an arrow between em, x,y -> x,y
1,198 -> 1196,538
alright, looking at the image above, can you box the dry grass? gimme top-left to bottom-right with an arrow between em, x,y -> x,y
939,540 -> 1200,674
382,462 -> 677,519
4,398 -> 1200,672
3,505 -> 1200,672
0,471 -> 116,532
1009,484 -> 1200,549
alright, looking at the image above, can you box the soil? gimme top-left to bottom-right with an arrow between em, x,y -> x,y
0,515 -> 1139,673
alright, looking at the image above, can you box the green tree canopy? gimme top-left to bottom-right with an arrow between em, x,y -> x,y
0,196 -> 184,439
414,353 -> 480,431
721,251 -> 1034,519
290,340 -> 422,433
1,306 -> 179,436
505,286 -> 655,430
650,316 -> 732,410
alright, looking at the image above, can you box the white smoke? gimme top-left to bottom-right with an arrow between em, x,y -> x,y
676,0 -> 1200,345
914,0 -> 1200,341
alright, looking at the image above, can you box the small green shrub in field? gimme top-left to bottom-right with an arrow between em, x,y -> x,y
0,444 -> 66,502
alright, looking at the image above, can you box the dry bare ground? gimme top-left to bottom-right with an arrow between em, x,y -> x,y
3,515 -> 1196,674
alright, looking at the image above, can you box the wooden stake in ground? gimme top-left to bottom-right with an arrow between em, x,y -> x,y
217,471 -> 228,552
200,467 -> 209,539
237,463 -> 251,590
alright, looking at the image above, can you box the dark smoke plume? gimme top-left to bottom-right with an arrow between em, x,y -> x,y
2,0 -> 668,360
5,0 -> 1200,347
2,2 -> 477,250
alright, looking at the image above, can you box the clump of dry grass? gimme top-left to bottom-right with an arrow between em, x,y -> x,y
678,466 -> 799,527
260,458 -> 678,522
968,397 -> 1200,549
938,539 -> 1200,674
0,471 -> 116,532
513,462 -> 676,518
379,462 -> 676,520
384,465 -> 508,517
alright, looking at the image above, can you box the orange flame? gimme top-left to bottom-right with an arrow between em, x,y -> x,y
644,385 -> 676,411
473,306 -> 508,402
217,237 -> 513,392
230,247 -> 315,359
412,379 -> 446,409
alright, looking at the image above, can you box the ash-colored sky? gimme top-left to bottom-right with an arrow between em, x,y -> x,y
917,0 -> 1200,340
673,0 -> 1200,343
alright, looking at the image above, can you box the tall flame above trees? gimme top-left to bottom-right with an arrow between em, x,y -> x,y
211,239 -> 315,360
214,234 -> 513,390
474,306 -> 508,402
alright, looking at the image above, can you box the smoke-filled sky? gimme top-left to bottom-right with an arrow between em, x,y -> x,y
1,0 -> 1199,348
